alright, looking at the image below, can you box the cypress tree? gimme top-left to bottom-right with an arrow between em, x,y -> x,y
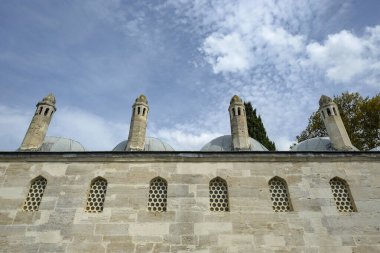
244,102 -> 276,150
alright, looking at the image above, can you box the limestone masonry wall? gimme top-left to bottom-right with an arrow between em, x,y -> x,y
0,152 -> 379,253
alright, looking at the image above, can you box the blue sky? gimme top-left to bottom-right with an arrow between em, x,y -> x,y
0,0 -> 379,151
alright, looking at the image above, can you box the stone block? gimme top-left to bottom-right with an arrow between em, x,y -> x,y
95,224 -> 129,235
129,223 -> 169,236
169,223 -> 194,235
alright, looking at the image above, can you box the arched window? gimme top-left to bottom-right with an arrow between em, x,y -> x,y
23,176 -> 47,212
85,177 -> 107,213
232,108 -> 236,117
44,108 -> 49,116
268,177 -> 292,212
143,108 -> 146,116
209,177 -> 229,212
38,107 -> 43,115
333,107 -> 337,116
137,107 -> 141,115
238,107 -> 241,115
327,108 -> 331,116
148,177 -> 167,212
330,177 -> 356,212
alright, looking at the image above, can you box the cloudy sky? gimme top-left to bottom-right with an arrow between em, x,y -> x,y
0,0 -> 379,151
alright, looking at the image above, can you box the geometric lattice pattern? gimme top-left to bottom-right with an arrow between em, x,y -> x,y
23,176 -> 47,212
148,177 -> 167,212
269,177 -> 292,212
209,177 -> 229,212
85,177 -> 107,213
330,177 -> 356,212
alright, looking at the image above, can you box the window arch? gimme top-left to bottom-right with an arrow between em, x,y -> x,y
232,108 -> 236,117
23,176 -> 47,212
148,177 -> 167,212
268,177 -> 292,212
330,177 -> 356,212
85,177 -> 107,213
209,177 -> 229,212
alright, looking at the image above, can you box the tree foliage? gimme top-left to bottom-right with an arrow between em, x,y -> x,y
244,102 -> 276,151
296,92 -> 380,151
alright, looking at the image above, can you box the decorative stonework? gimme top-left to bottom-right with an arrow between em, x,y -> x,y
85,177 -> 107,213
148,177 -> 167,212
209,177 -> 229,212
330,177 -> 356,212
269,176 -> 292,212
23,176 -> 47,212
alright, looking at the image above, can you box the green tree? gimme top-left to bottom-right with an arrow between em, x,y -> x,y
296,92 -> 380,150
244,102 -> 276,150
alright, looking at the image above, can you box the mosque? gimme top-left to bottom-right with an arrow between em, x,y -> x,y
0,93 -> 379,252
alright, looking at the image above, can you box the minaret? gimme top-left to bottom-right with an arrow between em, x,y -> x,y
127,94 -> 149,151
19,94 -> 56,151
319,95 -> 357,151
229,95 -> 250,151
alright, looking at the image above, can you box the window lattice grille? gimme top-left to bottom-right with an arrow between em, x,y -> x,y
85,178 -> 107,213
23,176 -> 47,212
330,177 -> 356,212
148,177 -> 167,212
209,177 -> 229,212
269,177 -> 292,212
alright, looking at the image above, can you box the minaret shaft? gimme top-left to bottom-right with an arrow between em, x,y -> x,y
127,95 -> 148,151
20,94 -> 56,151
229,95 -> 250,151
319,95 -> 357,151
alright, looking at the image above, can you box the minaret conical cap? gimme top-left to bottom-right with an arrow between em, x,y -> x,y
41,93 -> 56,104
319,95 -> 332,107
230,95 -> 243,104
135,94 -> 148,104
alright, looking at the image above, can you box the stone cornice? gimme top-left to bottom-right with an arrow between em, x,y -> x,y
0,151 -> 379,163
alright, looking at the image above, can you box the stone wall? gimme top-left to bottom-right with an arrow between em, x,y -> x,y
0,152 -> 379,253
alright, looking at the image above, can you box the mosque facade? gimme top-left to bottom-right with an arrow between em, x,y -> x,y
0,94 -> 379,253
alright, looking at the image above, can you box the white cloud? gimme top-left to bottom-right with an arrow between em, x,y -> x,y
155,128 -> 221,151
259,26 -> 304,53
203,32 -> 251,73
275,136 -> 296,151
306,28 -> 380,85
50,107 -> 128,151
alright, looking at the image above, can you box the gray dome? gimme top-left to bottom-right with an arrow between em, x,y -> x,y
113,137 -> 175,151
200,135 -> 268,151
291,137 -> 334,151
370,146 -> 380,151
39,136 -> 86,152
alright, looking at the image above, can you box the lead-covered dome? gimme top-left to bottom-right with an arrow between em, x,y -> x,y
113,137 -> 174,151
39,136 -> 86,152
200,135 -> 268,151
291,137 -> 334,151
